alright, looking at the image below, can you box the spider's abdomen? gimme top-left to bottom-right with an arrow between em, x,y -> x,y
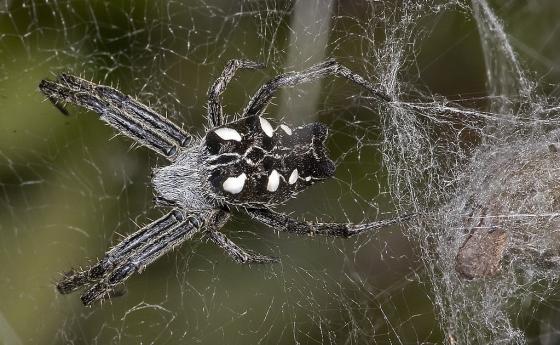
204,116 -> 335,206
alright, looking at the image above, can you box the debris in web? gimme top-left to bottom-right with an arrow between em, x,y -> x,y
382,1 -> 560,344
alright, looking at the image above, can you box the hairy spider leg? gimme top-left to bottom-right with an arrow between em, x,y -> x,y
81,214 -> 205,306
237,60 -> 407,238
39,79 -> 179,158
56,74 -> 191,146
56,210 -> 184,294
242,59 -> 392,118
207,59 -> 265,127
88,210 -> 185,279
205,209 -> 279,264
247,208 -> 414,238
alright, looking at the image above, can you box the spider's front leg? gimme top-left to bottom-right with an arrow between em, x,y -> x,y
246,208 -> 413,238
80,213 -> 207,306
56,209 -> 186,295
242,59 -> 392,118
39,75 -> 190,158
207,59 -> 264,127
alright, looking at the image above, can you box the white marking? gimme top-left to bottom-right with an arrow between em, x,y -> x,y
305,176 -> 312,182
214,127 -> 242,141
280,124 -> 292,135
288,169 -> 298,184
222,173 -> 247,194
266,169 -> 280,192
259,117 -> 274,137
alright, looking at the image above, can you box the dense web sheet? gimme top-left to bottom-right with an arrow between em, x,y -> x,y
2,0 -> 560,344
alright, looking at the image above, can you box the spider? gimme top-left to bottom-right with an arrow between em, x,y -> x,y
39,59 -> 410,306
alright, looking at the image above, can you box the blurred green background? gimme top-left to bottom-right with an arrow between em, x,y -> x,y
0,1 -> 559,344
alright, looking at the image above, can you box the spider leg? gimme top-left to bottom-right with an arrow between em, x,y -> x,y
56,209 -> 184,295
204,209 -> 278,264
39,76 -> 187,158
59,74 -> 190,146
207,230 -> 279,264
242,59 -> 391,118
207,59 -> 264,127
246,208 -> 413,238
80,213 -> 206,306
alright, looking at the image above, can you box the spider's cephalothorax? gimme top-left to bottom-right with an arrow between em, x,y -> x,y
39,59 -> 410,306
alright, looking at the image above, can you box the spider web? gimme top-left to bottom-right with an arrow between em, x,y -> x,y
1,0 -> 560,344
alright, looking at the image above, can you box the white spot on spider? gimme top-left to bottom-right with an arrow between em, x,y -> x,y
267,169 -> 280,192
222,173 -> 247,194
288,169 -> 298,184
214,127 -> 242,141
259,117 -> 274,137
280,124 -> 292,135
305,176 -> 312,182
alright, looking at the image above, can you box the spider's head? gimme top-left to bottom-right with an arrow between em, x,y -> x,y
204,116 -> 335,207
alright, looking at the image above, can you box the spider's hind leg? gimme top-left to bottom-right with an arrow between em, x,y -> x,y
242,59 -> 392,118
246,208 -> 413,238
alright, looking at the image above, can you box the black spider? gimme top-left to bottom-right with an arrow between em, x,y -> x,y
39,59 -> 410,306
